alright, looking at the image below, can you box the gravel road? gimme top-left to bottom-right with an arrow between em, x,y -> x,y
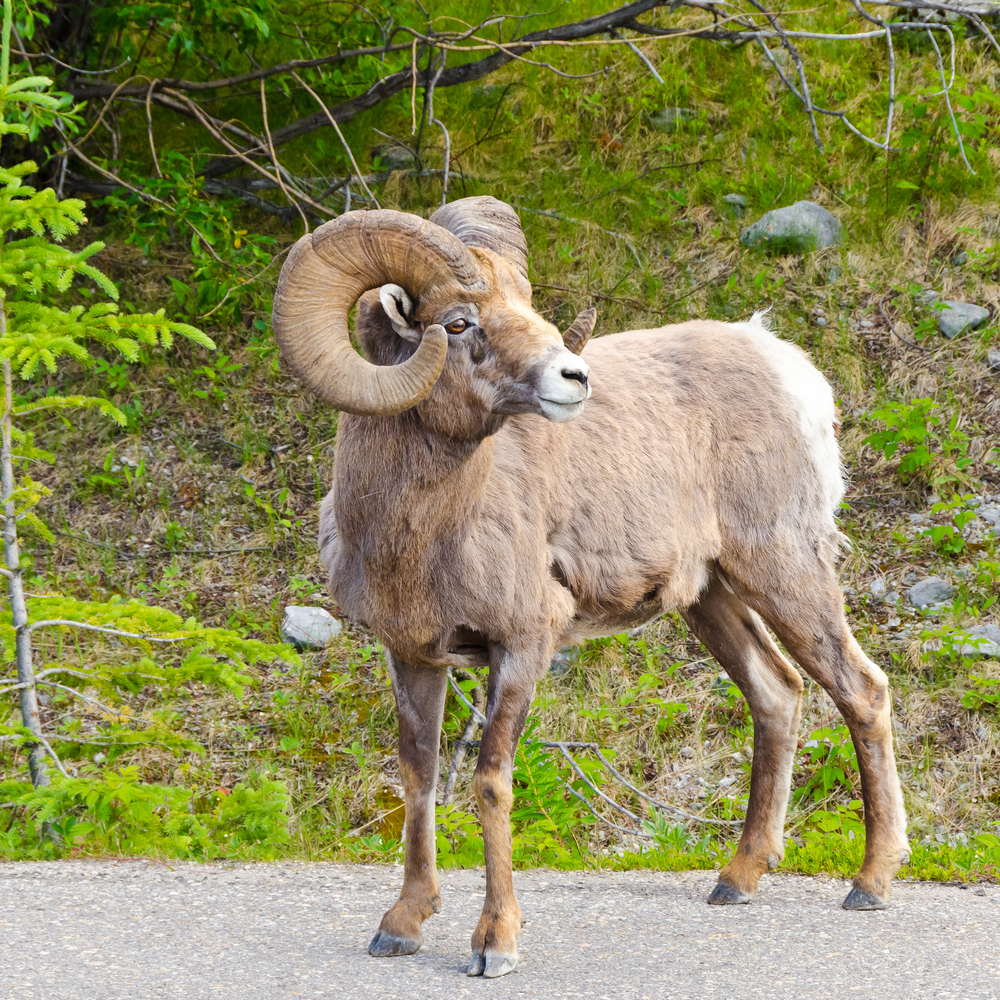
1,861 -> 997,1000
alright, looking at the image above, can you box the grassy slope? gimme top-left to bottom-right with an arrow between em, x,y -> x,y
2,4 -> 998,874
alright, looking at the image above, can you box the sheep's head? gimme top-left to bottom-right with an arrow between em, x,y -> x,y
272,197 -> 596,433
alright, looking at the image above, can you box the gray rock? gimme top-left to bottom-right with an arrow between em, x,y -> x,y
976,505 -> 1000,535
935,301 -> 990,339
988,348 -> 1000,372
740,201 -> 842,255
870,578 -> 887,601
923,624 -> 1000,659
718,776 -> 738,789
723,193 -> 747,218
645,107 -> 699,133
549,647 -> 576,676
918,289 -> 940,306
953,250 -> 970,266
907,576 -> 955,609
955,625 -> 1000,658
679,746 -> 695,759
712,671 -> 735,694
764,46 -> 795,75
827,266 -> 842,283
280,605 -> 343,649
369,143 -> 416,171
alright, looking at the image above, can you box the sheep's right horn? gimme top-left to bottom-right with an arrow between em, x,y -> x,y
272,210 -> 484,416
430,196 -> 528,280
562,307 -> 597,355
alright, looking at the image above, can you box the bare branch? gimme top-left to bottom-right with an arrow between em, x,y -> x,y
290,70 -> 380,208
14,48 -> 132,75
66,42 -> 418,99
26,620 -> 189,642
34,732 -> 71,779
36,680 -> 153,724
201,246 -> 292,319
144,79 -> 162,179
517,205 -> 643,268
260,78 -> 311,230
610,28 -> 664,83
160,87 -> 335,217
443,670 -> 482,805
434,117 -> 451,206
925,25 -> 975,174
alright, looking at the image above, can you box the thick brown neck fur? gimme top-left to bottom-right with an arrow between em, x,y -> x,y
328,407 -> 503,658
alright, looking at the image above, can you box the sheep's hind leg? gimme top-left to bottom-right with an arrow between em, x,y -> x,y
368,654 -> 448,958
467,640 -> 545,978
749,568 -> 910,910
682,569 -> 804,905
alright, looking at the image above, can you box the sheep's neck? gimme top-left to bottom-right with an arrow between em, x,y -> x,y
337,413 -> 495,550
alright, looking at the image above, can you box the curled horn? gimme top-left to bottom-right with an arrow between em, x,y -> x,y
562,307 -> 597,355
272,211 -> 484,416
429,196 -> 528,280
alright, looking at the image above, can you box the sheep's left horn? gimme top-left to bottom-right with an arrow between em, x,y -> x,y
562,307 -> 597,355
429,196 -> 528,280
272,210 -> 484,416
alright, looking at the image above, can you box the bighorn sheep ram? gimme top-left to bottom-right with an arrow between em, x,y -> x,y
272,196 -> 909,978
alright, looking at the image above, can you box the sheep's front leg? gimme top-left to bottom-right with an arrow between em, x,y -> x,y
467,641 -> 543,979
369,654 -> 448,958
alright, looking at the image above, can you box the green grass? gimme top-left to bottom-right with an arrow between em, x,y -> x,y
1,1 -> 999,877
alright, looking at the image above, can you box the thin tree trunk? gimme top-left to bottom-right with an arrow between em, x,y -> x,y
0,301 -> 47,786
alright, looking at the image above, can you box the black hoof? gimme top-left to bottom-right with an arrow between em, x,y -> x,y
842,887 -> 889,911
707,881 -> 752,905
368,930 -> 421,956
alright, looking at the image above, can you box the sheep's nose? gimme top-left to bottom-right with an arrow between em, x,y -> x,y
560,360 -> 589,387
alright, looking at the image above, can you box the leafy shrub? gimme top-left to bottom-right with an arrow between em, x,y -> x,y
962,676 -> 999,711
792,725 -> 858,807
865,398 -> 972,491
0,767 -> 291,860
923,495 -> 978,556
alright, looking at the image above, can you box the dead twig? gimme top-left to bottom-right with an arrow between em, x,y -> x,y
145,79 -> 162,179
445,669 -> 741,834
610,27 -> 663,83
879,292 -> 931,354
260,77 -> 311,231
443,670 -> 483,806
925,25 -> 975,175
517,205 -> 643,268
290,70 -> 380,209
201,246 -> 292,319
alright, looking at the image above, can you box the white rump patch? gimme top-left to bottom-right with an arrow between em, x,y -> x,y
739,312 -> 844,516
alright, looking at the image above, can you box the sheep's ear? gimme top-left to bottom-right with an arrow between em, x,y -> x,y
379,284 -> 421,343
562,307 -> 596,355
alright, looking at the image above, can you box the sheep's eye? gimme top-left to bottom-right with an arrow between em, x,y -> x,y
445,319 -> 469,334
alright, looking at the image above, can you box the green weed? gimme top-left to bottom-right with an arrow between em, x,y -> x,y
0,766 -> 291,860
865,398 -> 973,492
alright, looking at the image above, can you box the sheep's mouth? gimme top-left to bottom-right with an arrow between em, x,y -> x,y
538,397 -> 586,423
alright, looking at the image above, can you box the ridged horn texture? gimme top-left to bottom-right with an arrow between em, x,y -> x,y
429,196 -> 529,280
272,210 -> 484,416
562,307 -> 597,355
